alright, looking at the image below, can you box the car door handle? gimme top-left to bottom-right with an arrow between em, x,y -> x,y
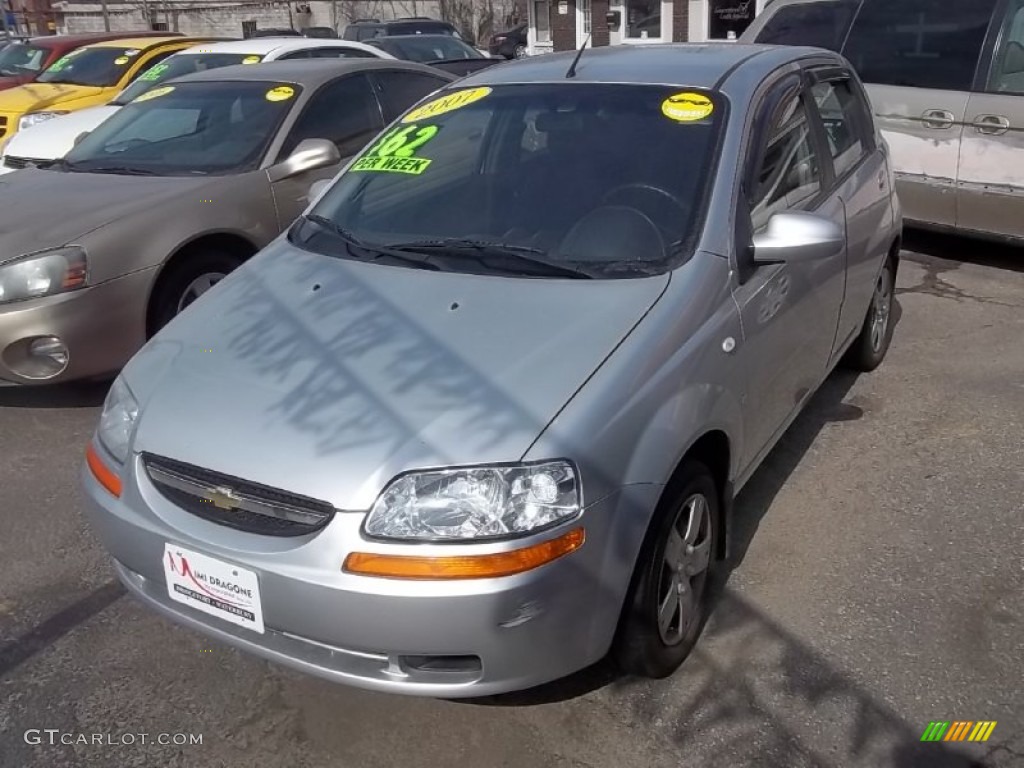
971,114 -> 1010,135
921,109 -> 955,129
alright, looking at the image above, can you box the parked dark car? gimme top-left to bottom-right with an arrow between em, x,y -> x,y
250,28 -> 301,37
488,23 -> 527,59
0,31 -> 179,93
366,34 -> 502,76
343,17 -> 461,42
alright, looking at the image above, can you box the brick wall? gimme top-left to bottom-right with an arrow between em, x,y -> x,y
672,0 -> 687,41
551,0 -> 575,51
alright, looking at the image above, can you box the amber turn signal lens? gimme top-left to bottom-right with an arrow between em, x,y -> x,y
344,527 -> 585,580
86,441 -> 122,498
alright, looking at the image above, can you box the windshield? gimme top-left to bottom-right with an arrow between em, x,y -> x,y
0,43 -> 49,76
113,53 -> 265,105
296,84 -> 723,278
381,36 -> 482,61
37,46 -> 145,86
63,80 -> 299,176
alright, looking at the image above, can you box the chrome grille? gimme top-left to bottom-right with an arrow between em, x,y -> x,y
3,155 -> 53,170
143,453 -> 336,536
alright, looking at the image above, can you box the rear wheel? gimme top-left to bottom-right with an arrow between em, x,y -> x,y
149,249 -> 243,336
842,255 -> 895,372
513,43 -> 527,58
613,461 -> 718,678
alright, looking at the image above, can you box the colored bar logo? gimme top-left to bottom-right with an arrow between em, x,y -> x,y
921,721 -> 997,742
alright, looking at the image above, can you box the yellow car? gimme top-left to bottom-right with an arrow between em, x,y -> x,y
0,37 -> 220,140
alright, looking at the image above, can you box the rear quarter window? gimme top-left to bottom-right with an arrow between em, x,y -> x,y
752,0 -> 860,51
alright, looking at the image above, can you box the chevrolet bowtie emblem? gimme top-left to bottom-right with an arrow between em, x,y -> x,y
205,486 -> 240,510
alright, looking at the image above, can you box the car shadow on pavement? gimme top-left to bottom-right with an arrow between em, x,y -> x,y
0,378 -> 111,409
902,228 -> 1024,274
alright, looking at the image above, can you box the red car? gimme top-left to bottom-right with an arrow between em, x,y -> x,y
0,31 -> 180,92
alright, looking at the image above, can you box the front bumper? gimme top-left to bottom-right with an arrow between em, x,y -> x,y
81,451 -> 627,697
0,268 -> 155,385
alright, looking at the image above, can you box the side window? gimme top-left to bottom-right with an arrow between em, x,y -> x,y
373,71 -> 450,122
752,0 -> 860,51
309,47 -> 377,58
750,89 -> 822,231
276,50 -> 312,60
842,0 -> 1001,91
277,73 -> 383,160
810,78 -> 868,178
987,0 -> 1024,93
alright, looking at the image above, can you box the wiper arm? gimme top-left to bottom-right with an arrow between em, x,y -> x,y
302,215 -> 442,271
79,165 -> 159,176
386,238 -> 594,279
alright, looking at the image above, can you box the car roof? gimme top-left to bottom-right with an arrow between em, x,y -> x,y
166,58 -> 455,86
170,37 -> 382,57
459,43 -> 837,89
25,32 -> 176,48
86,36 -> 198,49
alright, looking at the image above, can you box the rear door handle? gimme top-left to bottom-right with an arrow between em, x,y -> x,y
971,114 -> 1010,135
921,109 -> 955,129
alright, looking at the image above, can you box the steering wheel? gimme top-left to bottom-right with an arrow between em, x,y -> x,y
602,183 -> 687,214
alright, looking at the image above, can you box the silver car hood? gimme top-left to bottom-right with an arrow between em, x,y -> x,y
0,169 -> 216,261
127,241 -> 669,510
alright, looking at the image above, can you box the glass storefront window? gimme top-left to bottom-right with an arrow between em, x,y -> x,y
535,0 -> 552,42
626,0 -> 660,39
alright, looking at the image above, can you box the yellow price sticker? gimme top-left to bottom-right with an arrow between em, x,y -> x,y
133,85 -> 175,103
114,56 -> 129,65
242,55 -> 261,64
265,85 -> 295,102
661,91 -> 714,122
401,87 -> 491,124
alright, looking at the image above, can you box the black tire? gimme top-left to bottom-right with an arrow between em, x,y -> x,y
842,254 -> 895,372
149,249 -> 243,336
513,43 -> 527,59
613,460 -> 719,678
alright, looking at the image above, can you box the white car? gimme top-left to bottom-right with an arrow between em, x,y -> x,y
0,37 -> 394,174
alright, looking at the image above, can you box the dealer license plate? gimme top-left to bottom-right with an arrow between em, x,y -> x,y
163,544 -> 265,634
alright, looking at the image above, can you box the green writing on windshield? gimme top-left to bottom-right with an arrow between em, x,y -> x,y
351,155 -> 431,175
140,63 -> 169,81
352,123 -> 438,175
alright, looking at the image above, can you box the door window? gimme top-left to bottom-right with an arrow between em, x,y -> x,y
626,0 -> 661,39
750,90 -> 822,231
309,47 -> 378,58
751,0 -> 859,51
810,78 -> 868,177
987,0 -> 1024,93
277,73 -> 383,159
842,0 -> 1000,91
373,70 -> 450,122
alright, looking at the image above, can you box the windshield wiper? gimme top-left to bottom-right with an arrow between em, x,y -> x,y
77,165 -> 159,176
385,238 -> 594,279
302,214 -> 442,271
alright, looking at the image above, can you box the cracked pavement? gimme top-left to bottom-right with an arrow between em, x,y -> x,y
0,231 -> 1021,767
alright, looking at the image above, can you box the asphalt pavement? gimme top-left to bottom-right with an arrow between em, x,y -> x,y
0,231 -> 1021,768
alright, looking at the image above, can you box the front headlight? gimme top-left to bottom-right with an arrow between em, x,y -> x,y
97,377 -> 139,464
18,111 -> 68,132
364,460 -> 580,541
0,246 -> 88,304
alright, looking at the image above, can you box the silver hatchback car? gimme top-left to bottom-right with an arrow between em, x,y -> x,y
82,44 -> 901,697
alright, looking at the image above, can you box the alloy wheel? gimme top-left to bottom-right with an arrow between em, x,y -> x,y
870,265 -> 893,353
656,493 -> 712,646
176,272 -> 227,314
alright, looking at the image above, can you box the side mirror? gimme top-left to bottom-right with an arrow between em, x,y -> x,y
306,178 -> 332,204
73,131 -> 90,147
752,212 -> 844,264
267,138 -> 341,182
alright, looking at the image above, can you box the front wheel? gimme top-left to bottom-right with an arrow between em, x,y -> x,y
149,250 -> 243,336
842,255 -> 895,372
613,461 -> 718,678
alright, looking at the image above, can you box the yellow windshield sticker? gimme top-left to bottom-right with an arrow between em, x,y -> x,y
401,87 -> 491,124
133,85 -> 175,103
114,56 -> 130,65
662,92 -> 714,122
242,55 -> 261,64
351,123 -> 439,176
265,85 -> 295,102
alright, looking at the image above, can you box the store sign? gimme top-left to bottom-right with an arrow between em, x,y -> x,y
558,1 -> 568,14
709,0 -> 754,38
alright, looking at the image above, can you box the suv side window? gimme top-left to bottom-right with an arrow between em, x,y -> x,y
810,77 -> 868,178
277,73 -> 383,160
753,0 -> 860,51
373,70 -> 450,122
987,0 -> 1024,93
750,87 -> 823,231
842,0 -> 1001,91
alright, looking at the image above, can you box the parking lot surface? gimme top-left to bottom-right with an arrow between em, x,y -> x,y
1,232 -> 1021,768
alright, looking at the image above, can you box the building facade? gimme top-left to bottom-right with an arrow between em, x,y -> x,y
528,0 -> 766,53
